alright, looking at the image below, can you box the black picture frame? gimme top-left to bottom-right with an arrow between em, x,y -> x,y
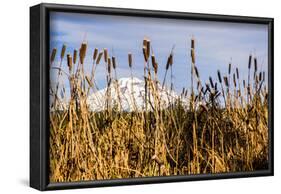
30,3 -> 274,191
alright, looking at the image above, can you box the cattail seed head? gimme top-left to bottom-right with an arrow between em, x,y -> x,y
165,55 -> 171,70
60,44 -> 66,60
191,38 -> 195,49
169,54 -> 173,66
243,80 -> 246,88
107,57 -> 111,73
151,54 -> 156,66
142,47 -> 148,62
67,54 -> 73,71
259,72 -> 262,82
236,67 -> 239,79
73,49 -> 77,64
151,54 -> 157,73
153,62 -> 158,74
228,63 -> 232,75
93,48 -> 98,61
263,71 -> 265,81
128,53 -> 133,68
217,70 -> 222,83
233,73 -> 236,87
96,52 -> 103,65
79,42 -> 87,64
209,76 -> 214,88
254,57 -> 257,73
143,39 -> 148,48
146,40 -> 150,58
112,56 -> 116,69
103,48 -> 108,63
223,76 -> 229,87
248,54 -> 252,69
50,48 -> 57,64
191,48 -> 195,64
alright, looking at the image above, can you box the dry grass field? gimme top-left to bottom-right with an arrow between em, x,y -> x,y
49,38 -> 268,182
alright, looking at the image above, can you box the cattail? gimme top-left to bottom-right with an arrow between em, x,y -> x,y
73,49 -> 77,64
153,62 -> 158,74
209,77 -> 214,88
79,42 -> 87,64
128,53 -> 132,68
50,48 -> 57,63
151,54 -> 158,73
191,48 -> 195,64
112,56 -> 116,69
103,48 -> 108,63
194,66 -> 199,78
228,63 -> 232,75
146,40 -> 151,58
93,48 -> 98,61
191,37 -> 195,49
151,54 -> 156,66
263,71 -> 265,81
254,57 -> 258,73
233,73 -> 236,87
236,67 -> 239,79
143,39 -> 148,48
165,55 -> 171,70
243,80 -> 246,88
217,70 -> 222,83
169,54 -> 173,65
96,52 -> 103,65
85,76 -> 93,87
60,44 -> 66,59
259,72 -> 262,81
224,76 -> 229,87
107,57 -> 111,73
142,46 -> 148,62
67,54 -> 73,71
248,54 -> 252,69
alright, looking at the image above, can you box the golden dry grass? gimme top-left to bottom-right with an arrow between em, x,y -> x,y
49,38 -> 268,182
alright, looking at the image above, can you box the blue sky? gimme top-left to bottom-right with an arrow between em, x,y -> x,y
50,11 -> 268,95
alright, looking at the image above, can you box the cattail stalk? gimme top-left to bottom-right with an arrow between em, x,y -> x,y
247,54 -> 252,103
162,53 -> 172,89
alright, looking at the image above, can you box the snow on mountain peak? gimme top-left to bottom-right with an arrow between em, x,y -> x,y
87,77 -> 186,112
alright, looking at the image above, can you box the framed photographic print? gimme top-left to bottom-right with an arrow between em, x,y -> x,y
30,3 -> 274,191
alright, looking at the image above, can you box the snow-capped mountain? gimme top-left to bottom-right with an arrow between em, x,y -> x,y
87,77 -> 183,112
